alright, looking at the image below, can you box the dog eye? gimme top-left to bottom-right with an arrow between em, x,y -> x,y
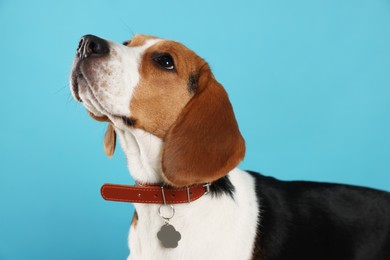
152,53 -> 175,70
123,40 -> 131,46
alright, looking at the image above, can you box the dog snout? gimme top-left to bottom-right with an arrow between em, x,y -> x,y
76,34 -> 109,59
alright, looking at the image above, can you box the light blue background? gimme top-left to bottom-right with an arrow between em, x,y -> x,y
1,0 -> 389,259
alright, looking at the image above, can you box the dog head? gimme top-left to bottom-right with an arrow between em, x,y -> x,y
70,34 -> 245,186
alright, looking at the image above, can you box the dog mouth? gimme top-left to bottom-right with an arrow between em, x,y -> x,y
70,61 -> 136,127
70,62 -> 83,103
70,61 -> 105,114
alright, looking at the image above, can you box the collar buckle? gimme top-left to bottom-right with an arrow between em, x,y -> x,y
186,186 -> 191,203
203,182 -> 211,195
160,186 -> 168,205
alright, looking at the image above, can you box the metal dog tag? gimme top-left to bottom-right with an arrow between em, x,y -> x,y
157,224 -> 181,248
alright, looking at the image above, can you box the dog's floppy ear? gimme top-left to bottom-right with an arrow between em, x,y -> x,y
104,123 -> 116,157
86,111 -> 116,157
162,66 -> 245,187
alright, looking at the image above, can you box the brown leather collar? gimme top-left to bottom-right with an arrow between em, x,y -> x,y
101,183 -> 211,204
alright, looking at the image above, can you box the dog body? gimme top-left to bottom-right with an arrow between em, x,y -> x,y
70,34 -> 390,259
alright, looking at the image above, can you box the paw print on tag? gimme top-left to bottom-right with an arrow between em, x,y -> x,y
157,224 -> 181,248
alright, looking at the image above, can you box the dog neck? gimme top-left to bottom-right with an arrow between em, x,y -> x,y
114,127 -> 238,199
115,127 -> 165,185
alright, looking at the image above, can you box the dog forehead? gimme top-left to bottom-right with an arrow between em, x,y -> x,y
128,34 -> 160,47
128,35 -> 198,60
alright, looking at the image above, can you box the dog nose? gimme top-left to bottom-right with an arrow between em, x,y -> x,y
76,34 -> 109,59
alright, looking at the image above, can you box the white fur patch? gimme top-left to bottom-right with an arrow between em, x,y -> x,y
128,169 -> 259,260
115,128 -> 164,184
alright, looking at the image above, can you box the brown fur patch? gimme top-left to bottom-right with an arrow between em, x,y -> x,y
104,123 -> 116,157
161,66 -> 246,186
131,210 -> 138,228
130,39 -> 207,137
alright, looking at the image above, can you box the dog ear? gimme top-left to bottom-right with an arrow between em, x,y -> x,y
161,67 -> 245,187
104,123 -> 116,157
86,111 -> 116,157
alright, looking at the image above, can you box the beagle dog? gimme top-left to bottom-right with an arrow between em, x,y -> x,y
70,34 -> 390,260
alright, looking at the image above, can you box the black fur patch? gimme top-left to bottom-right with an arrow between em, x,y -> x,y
245,170 -> 390,260
209,175 -> 235,199
187,73 -> 199,94
121,116 -> 136,126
